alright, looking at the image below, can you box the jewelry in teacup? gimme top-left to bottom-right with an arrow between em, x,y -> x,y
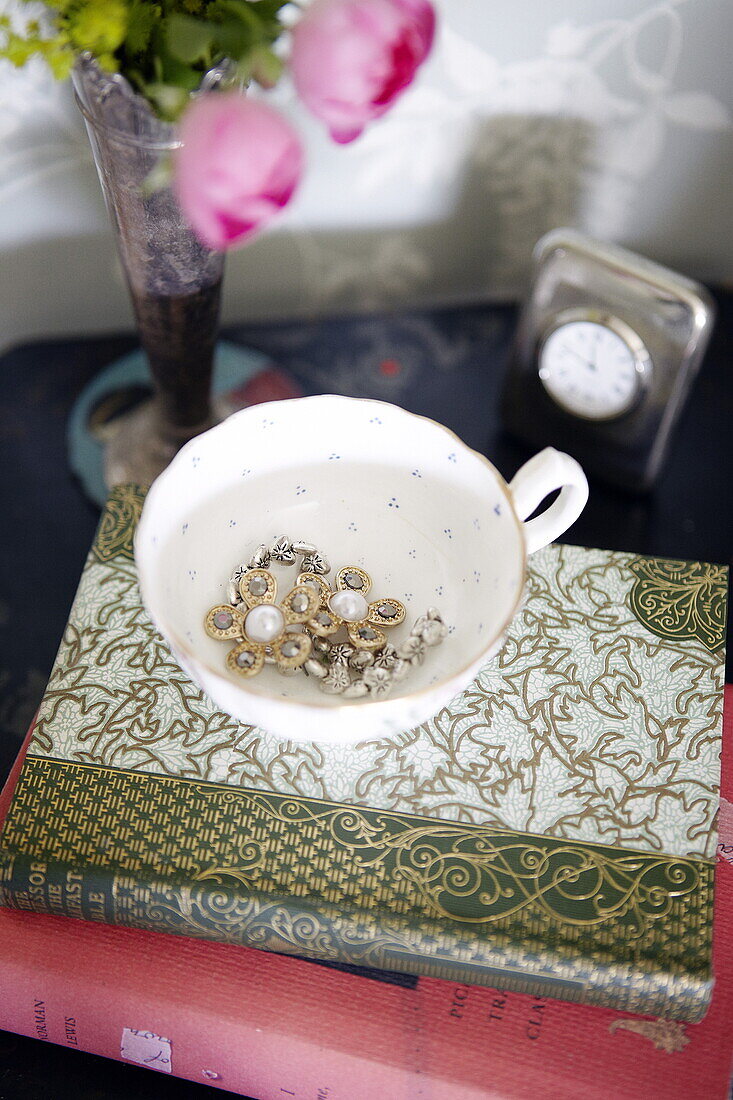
204,535 -> 447,699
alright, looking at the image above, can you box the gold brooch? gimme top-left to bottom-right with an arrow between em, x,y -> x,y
301,566 -> 405,650
205,568 -> 319,677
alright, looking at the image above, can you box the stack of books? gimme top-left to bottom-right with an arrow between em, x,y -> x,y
0,486 -> 729,1096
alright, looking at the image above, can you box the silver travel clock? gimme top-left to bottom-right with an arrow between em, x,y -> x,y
501,230 -> 715,490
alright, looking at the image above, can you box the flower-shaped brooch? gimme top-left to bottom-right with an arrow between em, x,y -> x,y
300,566 -> 405,650
205,568 -> 320,677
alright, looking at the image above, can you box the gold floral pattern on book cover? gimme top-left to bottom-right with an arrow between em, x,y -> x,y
29,490 -> 726,861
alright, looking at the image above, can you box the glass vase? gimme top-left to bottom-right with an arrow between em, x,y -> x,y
72,56 -> 226,488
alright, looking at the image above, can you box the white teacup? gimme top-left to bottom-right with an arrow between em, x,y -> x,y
135,396 -> 588,743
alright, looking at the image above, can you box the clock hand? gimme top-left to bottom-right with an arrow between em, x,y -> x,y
560,346 -> 593,368
561,345 -> 598,372
588,332 -> 601,372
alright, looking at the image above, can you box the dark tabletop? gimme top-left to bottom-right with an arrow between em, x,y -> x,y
0,294 -> 731,1098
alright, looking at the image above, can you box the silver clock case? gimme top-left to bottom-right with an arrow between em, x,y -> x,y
537,308 -> 653,422
502,228 -> 716,491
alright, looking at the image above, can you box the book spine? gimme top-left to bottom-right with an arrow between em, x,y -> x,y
0,847 -> 713,1023
1,744 -> 717,1024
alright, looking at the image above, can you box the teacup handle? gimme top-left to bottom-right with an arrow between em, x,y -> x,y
508,448 -> 589,555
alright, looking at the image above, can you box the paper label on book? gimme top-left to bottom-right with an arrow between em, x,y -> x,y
120,1028 -> 172,1072
717,796 -> 733,868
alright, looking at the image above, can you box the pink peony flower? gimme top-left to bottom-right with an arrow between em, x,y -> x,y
290,0 -> 436,144
174,93 -> 304,251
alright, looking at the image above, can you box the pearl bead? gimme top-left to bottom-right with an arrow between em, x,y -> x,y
245,603 -> 284,643
329,590 -> 369,622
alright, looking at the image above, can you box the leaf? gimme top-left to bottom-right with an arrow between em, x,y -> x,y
126,1 -> 160,55
159,45 -> 204,91
212,0 -> 263,31
213,0 -> 287,33
45,44 -> 74,80
247,0 -> 291,19
144,81 -> 192,122
209,18 -> 255,59
166,13 -> 215,65
662,92 -> 732,131
250,45 -> 283,88
67,0 -> 127,55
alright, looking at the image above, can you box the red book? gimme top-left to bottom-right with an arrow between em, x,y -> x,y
1,687 -> 732,1099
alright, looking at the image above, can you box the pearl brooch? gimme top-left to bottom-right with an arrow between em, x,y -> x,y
306,565 -> 405,652
205,563 -> 319,677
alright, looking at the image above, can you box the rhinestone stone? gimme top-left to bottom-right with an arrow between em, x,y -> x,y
291,593 -> 310,614
249,576 -> 268,596
378,603 -> 397,619
359,627 -> 377,640
281,640 -> 301,658
213,611 -> 233,629
344,571 -> 364,590
316,611 -> 332,626
236,650 -> 255,668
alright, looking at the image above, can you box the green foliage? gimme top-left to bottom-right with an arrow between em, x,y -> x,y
0,0 -> 291,119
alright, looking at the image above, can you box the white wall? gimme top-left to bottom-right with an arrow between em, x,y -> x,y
0,0 -> 730,351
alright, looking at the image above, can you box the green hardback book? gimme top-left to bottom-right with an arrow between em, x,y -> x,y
0,486 -> 727,1021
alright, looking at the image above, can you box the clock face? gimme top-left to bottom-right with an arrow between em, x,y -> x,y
538,318 -> 649,420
